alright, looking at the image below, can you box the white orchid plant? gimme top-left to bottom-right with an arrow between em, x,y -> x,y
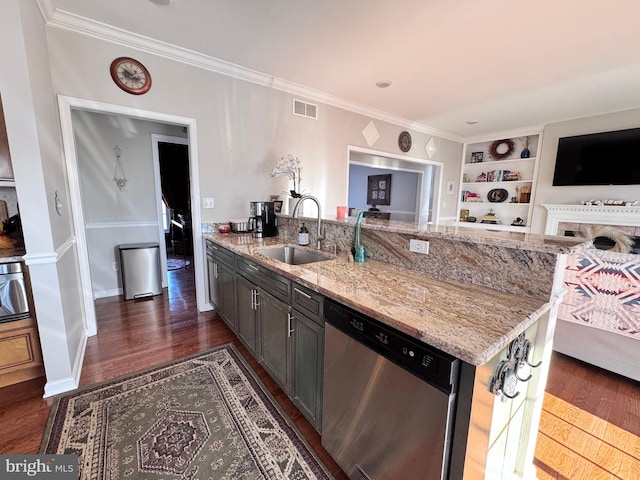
270,154 -> 303,198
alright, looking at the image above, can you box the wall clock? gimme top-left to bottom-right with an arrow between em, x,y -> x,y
110,57 -> 152,95
398,131 -> 412,152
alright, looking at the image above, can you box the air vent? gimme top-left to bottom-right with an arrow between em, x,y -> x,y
293,99 -> 318,119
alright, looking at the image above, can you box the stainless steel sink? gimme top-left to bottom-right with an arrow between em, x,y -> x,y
257,246 -> 332,265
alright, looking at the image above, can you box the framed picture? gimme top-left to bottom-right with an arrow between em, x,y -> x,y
367,174 -> 391,206
273,200 -> 283,213
471,152 -> 484,163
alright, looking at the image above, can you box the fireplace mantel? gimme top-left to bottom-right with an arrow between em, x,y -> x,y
542,204 -> 640,235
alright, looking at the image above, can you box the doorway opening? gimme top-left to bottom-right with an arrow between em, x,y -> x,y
153,137 -> 192,272
347,146 -> 443,225
58,96 -> 206,338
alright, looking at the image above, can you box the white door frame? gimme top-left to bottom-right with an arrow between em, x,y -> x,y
57,96 -> 204,337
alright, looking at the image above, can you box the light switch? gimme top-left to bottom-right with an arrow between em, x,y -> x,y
202,197 -> 215,209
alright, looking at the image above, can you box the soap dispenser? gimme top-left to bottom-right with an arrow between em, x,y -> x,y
298,223 -> 309,246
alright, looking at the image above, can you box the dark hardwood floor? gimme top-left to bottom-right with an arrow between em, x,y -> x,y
0,263 -> 638,479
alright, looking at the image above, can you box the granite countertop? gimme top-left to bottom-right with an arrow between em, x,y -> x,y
204,232 -> 550,366
279,214 -> 583,254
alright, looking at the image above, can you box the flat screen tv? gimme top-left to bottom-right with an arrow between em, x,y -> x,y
552,127 -> 640,186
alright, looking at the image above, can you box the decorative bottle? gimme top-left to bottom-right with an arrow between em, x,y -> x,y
351,211 -> 366,262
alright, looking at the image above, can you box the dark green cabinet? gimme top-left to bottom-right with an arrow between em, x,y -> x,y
235,274 -> 259,357
206,240 -> 325,432
206,241 -> 236,331
259,290 -> 291,392
291,310 -> 324,430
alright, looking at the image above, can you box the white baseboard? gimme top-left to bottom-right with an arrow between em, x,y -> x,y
43,331 -> 88,398
94,288 -> 122,299
43,377 -> 77,398
94,283 -> 168,299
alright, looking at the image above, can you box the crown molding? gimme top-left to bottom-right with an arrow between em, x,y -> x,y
41,5 -> 464,143
463,125 -> 546,144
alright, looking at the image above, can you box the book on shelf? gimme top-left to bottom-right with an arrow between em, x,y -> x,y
462,191 -> 480,202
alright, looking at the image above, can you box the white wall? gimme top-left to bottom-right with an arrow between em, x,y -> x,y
349,165 -> 420,222
531,108 -> 640,233
72,110 -> 185,297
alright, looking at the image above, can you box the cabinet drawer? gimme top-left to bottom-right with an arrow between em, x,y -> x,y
0,325 -> 42,374
236,256 -> 290,303
292,283 -> 323,325
206,240 -> 235,268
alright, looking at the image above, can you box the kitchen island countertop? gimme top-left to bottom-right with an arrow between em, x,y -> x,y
204,233 -> 551,365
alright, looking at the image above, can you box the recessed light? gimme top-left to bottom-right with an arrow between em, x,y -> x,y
376,80 -> 392,88
466,120 -> 478,125
149,0 -> 172,5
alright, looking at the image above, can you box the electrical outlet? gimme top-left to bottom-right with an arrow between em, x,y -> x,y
112,261 -> 118,271
202,197 -> 215,209
409,239 -> 429,255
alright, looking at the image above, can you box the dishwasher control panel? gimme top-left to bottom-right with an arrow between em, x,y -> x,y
325,299 -> 460,394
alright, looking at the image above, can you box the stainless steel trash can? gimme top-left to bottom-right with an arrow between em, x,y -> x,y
118,243 -> 162,300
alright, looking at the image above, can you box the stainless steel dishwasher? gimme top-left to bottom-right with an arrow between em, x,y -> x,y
322,299 -> 460,480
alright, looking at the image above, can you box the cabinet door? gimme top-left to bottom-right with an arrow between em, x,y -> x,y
260,291 -> 291,393
207,256 -> 219,308
235,275 -> 258,357
291,311 -> 324,431
218,263 -> 236,332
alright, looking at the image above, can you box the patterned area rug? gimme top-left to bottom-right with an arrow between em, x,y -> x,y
41,344 -> 334,480
559,249 -> 640,339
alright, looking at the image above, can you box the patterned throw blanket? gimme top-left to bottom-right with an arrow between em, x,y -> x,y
559,249 -> 640,339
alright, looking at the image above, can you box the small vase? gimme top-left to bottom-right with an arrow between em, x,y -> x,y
288,197 -> 303,216
520,148 -> 531,158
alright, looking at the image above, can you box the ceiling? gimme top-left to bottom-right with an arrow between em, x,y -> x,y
38,0 -> 640,140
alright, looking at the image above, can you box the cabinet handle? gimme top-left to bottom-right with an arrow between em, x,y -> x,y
251,289 -> 259,309
287,313 -> 295,337
294,287 -> 311,299
214,263 -> 219,278
248,264 -> 260,272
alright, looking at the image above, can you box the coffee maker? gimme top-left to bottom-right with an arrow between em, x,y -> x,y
248,201 -> 278,238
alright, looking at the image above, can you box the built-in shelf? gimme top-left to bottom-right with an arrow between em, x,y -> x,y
462,180 -> 534,186
455,221 -> 531,233
458,133 -> 541,231
460,202 -> 530,206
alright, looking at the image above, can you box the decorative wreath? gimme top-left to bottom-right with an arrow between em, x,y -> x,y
488,139 -> 515,160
